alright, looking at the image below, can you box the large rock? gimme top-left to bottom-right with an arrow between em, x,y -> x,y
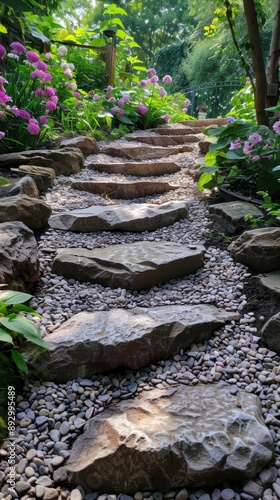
52,241 -> 205,290
11,165 -> 56,189
0,149 -> 84,176
261,312 -> 280,354
86,161 -> 181,176
26,305 -> 239,381
0,221 -> 40,291
229,228 -> 280,272
258,269 -> 280,295
0,194 -> 51,230
66,385 -> 274,493
101,144 -> 192,160
48,201 -> 189,232
71,180 -> 180,199
209,201 -> 263,235
8,175 -> 40,198
60,135 -> 99,155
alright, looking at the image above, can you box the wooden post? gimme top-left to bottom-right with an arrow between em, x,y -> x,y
106,39 -> 116,87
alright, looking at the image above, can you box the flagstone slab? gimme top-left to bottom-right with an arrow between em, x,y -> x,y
48,200 -> 188,232
86,161 -> 181,176
66,385 -> 274,493
101,144 -> 193,160
52,241 -> 205,290
155,125 -> 197,135
71,180 -> 180,199
25,305 -> 240,381
125,134 -> 199,146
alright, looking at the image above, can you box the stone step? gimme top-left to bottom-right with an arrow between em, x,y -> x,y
71,180 -> 180,199
48,200 -> 188,232
180,118 -> 228,127
125,134 -> 199,146
101,144 -> 193,160
52,241 -> 205,290
154,124 -> 197,135
26,305 -> 240,381
65,385 -> 273,493
86,161 -> 181,176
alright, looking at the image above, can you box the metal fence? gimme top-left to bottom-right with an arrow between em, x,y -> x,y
185,82 -> 243,118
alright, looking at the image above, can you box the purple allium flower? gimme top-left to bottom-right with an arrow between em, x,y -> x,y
51,96 -> 58,104
150,75 -> 159,84
0,91 -> 12,105
15,109 -> 31,120
185,99 -> 191,106
10,42 -> 25,56
43,73 -> 52,81
229,138 -> 242,150
248,132 -> 262,144
119,109 -> 125,116
123,95 -> 130,103
111,106 -> 120,115
37,60 -> 48,71
273,120 -> 280,134
45,87 -> 56,98
64,69 -> 73,79
45,52 -> 52,59
226,116 -> 235,123
137,104 -> 148,115
73,92 -> 81,98
109,97 -> 116,103
182,108 -> 189,113
30,70 -> 45,80
162,75 -> 172,83
252,155 -> 260,161
46,100 -> 57,111
26,51 -> 40,63
0,131 -> 5,139
35,88 -> 44,96
162,114 -> 170,121
93,94 -> 100,101
159,88 -> 167,97
106,85 -> 113,91
139,80 -> 147,87
146,68 -> 156,76
27,120 -> 40,135
0,45 -> 6,60
118,98 -> 125,108
40,115 -> 47,125
61,62 -> 69,71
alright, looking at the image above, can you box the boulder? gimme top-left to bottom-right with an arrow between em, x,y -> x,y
48,201 -> 189,232
86,161 -> 181,176
66,385 -> 274,493
209,201 -> 263,235
71,180 -> 180,199
101,144 -> 192,160
52,241 -> 205,290
229,228 -> 280,272
26,305 -> 239,381
261,312 -> 280,354
0,149 -> 84,176
0,221 -> 40,291
7,175 -> 40,198
0,194 -> 51,230
11,165 -> 56,189
59,136 -> 99,155
258,270 -> 280,295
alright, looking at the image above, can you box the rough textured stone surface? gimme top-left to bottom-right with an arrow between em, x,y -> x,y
11,165 -> 56,189
26,305 -> 239,381
60,135 -> 99,155
101,145 -> 192,160
258,270 -> 280,295
66,385 -> 274,493
48,201 -> 189,232
261,312 -> 280,354
71,180 -> 180,199
229,227 -> 280,272
155,125 -> 196,135
8,175 -> 40,198
0,221 -> 40,291
0,194 -> 51,229
86,161 -> 181,177
208,201 -> 263,235
52,241 -> 205,290
0,149 -> 84,176
125,134 -> 199,146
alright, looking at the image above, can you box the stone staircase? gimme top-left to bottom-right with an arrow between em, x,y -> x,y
25,118 -> 276,496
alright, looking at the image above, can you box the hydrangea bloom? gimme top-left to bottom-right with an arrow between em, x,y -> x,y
162,75 -> 172,83
57,45 -> 68,56
10,42 -> 25,56
61,62 -> 69,71
137,104 -> 148,115
26,51 -> 40,64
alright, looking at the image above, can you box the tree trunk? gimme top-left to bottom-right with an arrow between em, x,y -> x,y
266,0 -> 280,109
243,0 -> 269,125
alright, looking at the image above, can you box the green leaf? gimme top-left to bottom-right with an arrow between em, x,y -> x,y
272,165 -> 280,172
1,0 -> 29,9
0,316 -> 49,350
0,330 -> 14,344
197,172 -> 215,191
226,150 -> 246,160
12,350 -> 28,374
13,304 -> 41,317
0,176 -> 11,186
0,24 -> 8,34
0,290 -> 33,305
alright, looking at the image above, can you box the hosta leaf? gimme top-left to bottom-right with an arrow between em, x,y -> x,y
0,330 -> 14,344
0,290 -> 33,305
12,350 -> 28,374
0,316 -> 48,350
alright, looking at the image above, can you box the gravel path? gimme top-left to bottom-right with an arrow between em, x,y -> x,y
2,140 -> 280,500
